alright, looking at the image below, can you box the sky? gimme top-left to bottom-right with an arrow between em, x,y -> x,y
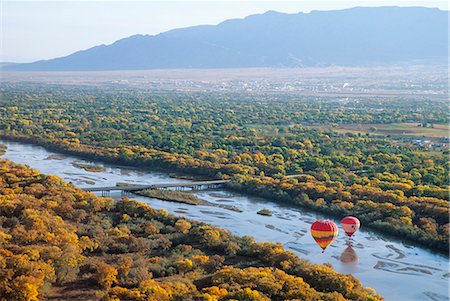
1,1 -> 448,62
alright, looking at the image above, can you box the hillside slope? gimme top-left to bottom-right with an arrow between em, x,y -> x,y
7,6 -> 448,71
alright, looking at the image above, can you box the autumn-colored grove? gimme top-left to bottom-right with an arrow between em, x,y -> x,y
1,84 -> 448,252
0,159 -> 382,300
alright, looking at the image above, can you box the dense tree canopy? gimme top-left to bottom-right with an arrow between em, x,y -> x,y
0,84 -> 448,251
0,159 -> 382,300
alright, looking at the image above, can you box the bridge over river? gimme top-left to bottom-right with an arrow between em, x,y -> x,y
81,174 -> 302,196
81,179 -> 230,196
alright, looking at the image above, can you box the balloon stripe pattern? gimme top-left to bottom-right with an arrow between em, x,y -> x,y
341,216 -> 361,237
310,220 -> 339,252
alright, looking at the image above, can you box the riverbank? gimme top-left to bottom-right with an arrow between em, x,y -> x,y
0,157 -> 384,301
0,134 -> 448,254
225,180 -> 449,254
1,138 -> 448,301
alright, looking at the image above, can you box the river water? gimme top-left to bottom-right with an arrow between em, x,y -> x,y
1,139 -> 448,301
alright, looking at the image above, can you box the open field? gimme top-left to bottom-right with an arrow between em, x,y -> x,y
308,122 -> 449,139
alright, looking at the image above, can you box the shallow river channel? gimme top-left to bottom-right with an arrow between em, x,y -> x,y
1,139 -> 448,301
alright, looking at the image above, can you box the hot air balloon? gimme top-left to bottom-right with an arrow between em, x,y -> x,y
341,216 -> 360,238
310,220 -> 339,252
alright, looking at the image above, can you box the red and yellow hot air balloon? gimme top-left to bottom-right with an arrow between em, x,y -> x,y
341,216 -> 360,238
310,220 -> 339,252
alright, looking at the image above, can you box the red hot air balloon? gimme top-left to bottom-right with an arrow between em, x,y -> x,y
310,220 -> 339,252
341,216 -> 360,238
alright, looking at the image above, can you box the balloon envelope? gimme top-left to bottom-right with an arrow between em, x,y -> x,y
341,216 -> 360,237
310,220 -> 339,252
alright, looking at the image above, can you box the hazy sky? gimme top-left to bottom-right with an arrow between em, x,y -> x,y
2,1 -> 448,62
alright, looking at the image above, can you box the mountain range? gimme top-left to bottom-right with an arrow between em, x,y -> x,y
5,6 -> 448,71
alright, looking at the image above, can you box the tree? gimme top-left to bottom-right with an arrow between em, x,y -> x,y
175,219 -> 192,234
95,260 -> 118,289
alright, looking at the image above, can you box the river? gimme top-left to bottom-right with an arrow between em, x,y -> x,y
1,139 -> 448,301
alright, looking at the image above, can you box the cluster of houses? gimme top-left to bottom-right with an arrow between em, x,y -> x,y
412,138 -> 449,149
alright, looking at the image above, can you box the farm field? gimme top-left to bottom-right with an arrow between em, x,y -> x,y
308,122 -> 449,139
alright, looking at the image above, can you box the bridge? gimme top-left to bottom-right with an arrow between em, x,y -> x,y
81,174 -> 302,196
81,179 -> 230,196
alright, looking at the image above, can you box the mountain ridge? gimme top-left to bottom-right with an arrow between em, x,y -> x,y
6,6 -> 448,71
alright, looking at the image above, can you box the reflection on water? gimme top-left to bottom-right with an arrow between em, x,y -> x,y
340,244 -> 359,264
1,139 -> 449,301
